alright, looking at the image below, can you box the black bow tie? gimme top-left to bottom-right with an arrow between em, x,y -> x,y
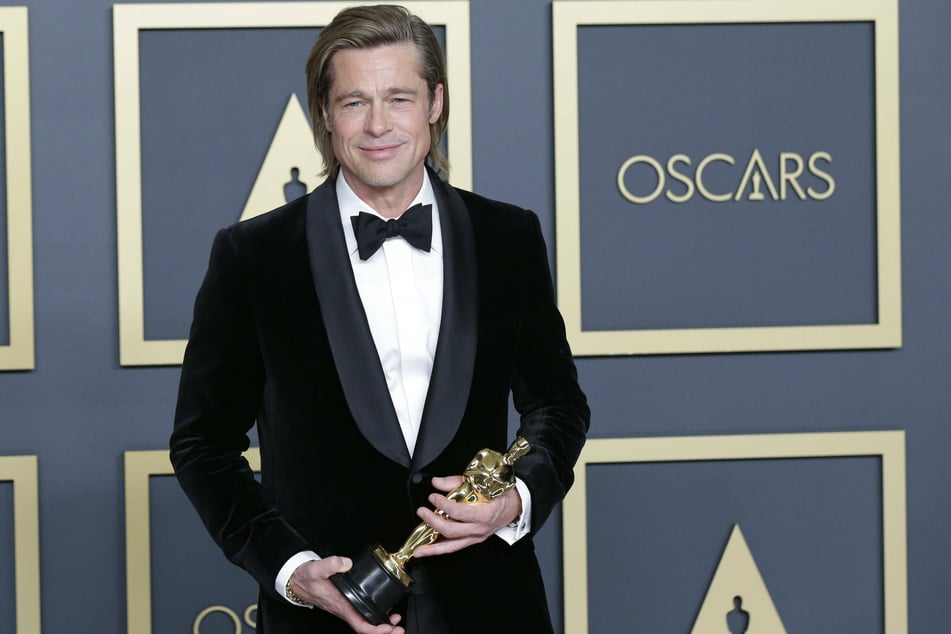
350,203 -> 433,261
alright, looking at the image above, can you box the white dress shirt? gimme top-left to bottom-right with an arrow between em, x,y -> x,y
276,172 -> 532,603
337,171 -> 443,454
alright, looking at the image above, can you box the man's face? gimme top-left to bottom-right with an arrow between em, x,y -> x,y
323,42 -> 443,208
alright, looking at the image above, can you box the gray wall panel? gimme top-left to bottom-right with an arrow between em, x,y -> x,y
0,482 -> 14,633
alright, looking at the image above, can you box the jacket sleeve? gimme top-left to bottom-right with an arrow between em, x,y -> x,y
169,227 -> 310,599
511,212 -> 590,533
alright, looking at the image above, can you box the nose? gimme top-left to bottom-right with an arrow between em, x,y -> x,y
365,102 -> 391,136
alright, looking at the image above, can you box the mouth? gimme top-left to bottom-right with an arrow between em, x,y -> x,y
359,142 -> 403,159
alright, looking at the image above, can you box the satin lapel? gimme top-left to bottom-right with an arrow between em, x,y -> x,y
305,180 -> 411,468
411,172 -> 478,471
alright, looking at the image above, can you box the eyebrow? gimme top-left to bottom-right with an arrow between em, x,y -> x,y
333,87 -> 420,104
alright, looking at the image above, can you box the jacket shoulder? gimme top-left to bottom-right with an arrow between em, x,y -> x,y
213,193 -> 315,270
453,187 -> 539,235
227,194 -> 309,242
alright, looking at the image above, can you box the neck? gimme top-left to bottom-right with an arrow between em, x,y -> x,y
341,168 -> 426,218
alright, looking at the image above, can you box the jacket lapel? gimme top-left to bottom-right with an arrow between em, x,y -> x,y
411,172 -> 478,471
304,179 -> 411,468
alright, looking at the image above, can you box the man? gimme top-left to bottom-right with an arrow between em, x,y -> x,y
170,5 -> 589,633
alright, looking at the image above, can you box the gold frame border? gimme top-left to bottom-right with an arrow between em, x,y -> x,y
0,455 -> 41,634
124,448 -> 261,634
114,1 -> 472,366
553,0 -> 902,355
0,7 -> 34,371
562,431 -> 908,633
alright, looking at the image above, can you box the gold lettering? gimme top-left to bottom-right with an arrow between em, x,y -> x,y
696,153 -> 735,202
616,150 -> 834,205
779,152 -> 807,201
807,151 -> 836,200
193,605 -> 242,634
617,155 -> 665,204
665,154 -> 694,203
244,604 -> 257,629
734,149 -> 779,201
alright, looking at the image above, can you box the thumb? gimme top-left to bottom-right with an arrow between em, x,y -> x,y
323,555 -> 353,575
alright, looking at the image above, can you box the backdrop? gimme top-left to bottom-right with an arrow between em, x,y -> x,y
0,0 -> 949,632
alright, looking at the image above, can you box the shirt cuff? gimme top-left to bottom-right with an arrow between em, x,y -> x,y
275,550 -> 321,607
494,477 -> 533,545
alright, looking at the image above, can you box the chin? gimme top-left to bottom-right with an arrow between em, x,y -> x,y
356,168 -> 411,189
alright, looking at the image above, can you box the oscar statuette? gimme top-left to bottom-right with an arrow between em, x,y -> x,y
330,437 -> 531,625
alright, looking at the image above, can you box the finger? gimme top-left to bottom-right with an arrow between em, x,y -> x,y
430,475 -> 463,492
352,609 -> 406,634
416,506 -> 487,541
416,505 -> 464,535
319,555 -> 353,576
428,493 -> 493,525
413,535 -> 479,558
361,619 -> 404,634
427,493 -> 476,521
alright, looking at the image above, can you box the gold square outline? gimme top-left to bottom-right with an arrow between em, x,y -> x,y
114,2 -> 473,366
0,455 -> 41,634
553,0 -> 901,355
124,448 -> 261,634
0,7 -> 35,371
562,431 -> 907,633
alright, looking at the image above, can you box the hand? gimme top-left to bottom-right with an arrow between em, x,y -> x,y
411,475 -> 522,558
288,558 -> 405,634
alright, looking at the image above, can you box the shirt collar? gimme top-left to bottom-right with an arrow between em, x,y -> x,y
336,170 -> 443,257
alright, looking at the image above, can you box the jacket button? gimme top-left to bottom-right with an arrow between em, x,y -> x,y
411,472 -> 424,484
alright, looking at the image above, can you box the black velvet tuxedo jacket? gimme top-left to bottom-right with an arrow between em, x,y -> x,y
170,170 -> 590,633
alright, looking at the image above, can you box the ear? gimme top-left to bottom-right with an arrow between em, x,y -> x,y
428,83 -> 444,124
322,106 -> 333,133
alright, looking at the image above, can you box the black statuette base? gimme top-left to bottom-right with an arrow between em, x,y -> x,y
330,546 -> 411,626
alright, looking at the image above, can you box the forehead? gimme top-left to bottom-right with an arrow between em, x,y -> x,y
329,42 -> 424,92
